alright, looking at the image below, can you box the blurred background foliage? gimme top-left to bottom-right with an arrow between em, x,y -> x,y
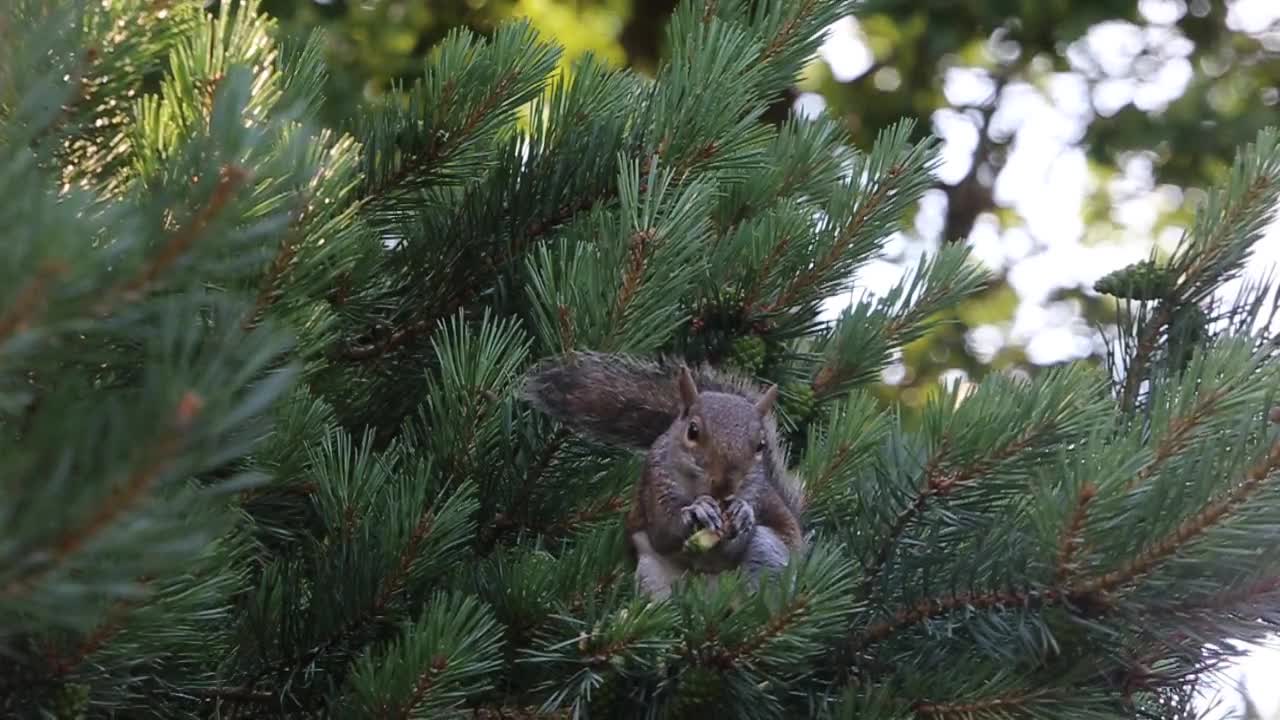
248,0 -> 1280,413
238,0 -> 1277,713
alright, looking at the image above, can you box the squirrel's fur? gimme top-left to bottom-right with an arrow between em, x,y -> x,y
522,351 -> 806,598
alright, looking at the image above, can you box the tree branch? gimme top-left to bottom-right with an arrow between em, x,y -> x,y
96,165 -> 246,315
914,689 -> 1048,718
1126,387 -> 1229,491
0,391 -> 203,599
1054,483 -> 1097,585
849,438 -> 1280,652
862,425 -> 1044,590
0,260 -> 67,345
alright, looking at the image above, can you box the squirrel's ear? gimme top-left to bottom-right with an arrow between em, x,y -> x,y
677,366 -> 699,410
755,384 -> 779,416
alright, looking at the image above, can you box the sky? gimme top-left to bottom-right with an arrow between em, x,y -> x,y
806,2 -> 1280,716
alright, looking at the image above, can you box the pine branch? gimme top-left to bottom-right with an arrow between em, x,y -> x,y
0,391 -> 204,600
913,689 -> 1050,718
1119,132 -> 1280,408
479,428 -> 573,551
1126,387 -> 1232,491
1074,440 -> 1280,596
374,510 -> 436,612
850,436 -> 1280,652
760,0 -> 820,62
47,587 -> 148,675
1054,484 -> 1097,585
242,204 -> 306,332
96,164 -> 247,315
862,422 -> 1047,588
540,496 -> 627,539
850,586 -> 1054,653
0,260 -> 67,345
469,706 -> 569,719
607,229 -> 659,337
717,594 -> 811,666
766,167 -> 900,312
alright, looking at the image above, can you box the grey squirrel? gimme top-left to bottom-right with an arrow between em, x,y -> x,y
521,352 -> 805,599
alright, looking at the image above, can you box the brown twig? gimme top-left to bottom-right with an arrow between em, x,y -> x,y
760,0 -> 818,62
96,165 -> 247,315
374,510 -> 436,612
389,656 -> 447,720
1054,484 -> 1097,585
470,706 -> 570,719
0,261 -> 68,344
338,139 -> 692,363
242,205 -> 306,332
541,495 -> 626,538
862,426 -> 1042,588
223,505 -> 438,709
718,595 -> 810,665
768,163 -> 902,312
336,293 -> 470,361
914,689 -> 1046,718
0,391 -> 203,599
556,304 -> 576,352
183,686 -> 285,705
368,72 -> 517,206
1126,388 -> 1229,491
604,228 -> 657,347
48,586 -> 148,675
852,586 -> 1055,652
738,231 -> 794,313
479,429 -> 571,551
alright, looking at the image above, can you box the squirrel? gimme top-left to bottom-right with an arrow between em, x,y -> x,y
521,351 -> 805,600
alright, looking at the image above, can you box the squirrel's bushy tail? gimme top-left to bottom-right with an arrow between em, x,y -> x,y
520,351 -> 806,518
520,351 -> 769,450
521,352 -> 686,450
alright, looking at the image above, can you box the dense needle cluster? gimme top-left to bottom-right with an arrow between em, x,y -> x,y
2,0 -> 1280,718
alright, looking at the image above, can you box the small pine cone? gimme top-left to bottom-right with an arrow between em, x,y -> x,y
726,335 -> 767,374
1094,260 -> 1175,301
50,682 -> 90,720
587,675 -> 621,717
663,667 -> 723,719
781,382 -> 816,422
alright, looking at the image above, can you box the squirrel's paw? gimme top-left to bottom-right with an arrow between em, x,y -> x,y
725,495 -> 755,538
682,495 -> 723,533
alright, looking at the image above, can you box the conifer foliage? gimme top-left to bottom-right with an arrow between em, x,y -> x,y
2,0 -> 1280,718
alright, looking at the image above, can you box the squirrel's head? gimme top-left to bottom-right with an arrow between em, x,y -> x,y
670,366 -> 779,499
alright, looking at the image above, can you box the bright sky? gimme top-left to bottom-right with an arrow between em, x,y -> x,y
807,2 -> 1280,716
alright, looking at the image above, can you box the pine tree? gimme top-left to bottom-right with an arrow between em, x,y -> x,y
3,1 -> 1280,719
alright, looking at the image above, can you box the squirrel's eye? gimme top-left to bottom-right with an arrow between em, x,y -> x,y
686,421 -> 700,442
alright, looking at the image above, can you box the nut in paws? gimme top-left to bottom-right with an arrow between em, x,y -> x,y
682,495 -> 724,533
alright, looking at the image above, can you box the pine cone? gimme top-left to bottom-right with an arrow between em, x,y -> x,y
663,667 -> 723,719
781,382 -> 816,422
726,335 -> 767,374
586,675 -> 621,717
50,682 -> 90,720
1093,260 -> 1176,300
